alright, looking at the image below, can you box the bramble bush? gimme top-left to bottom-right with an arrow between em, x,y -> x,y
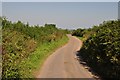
2,17 -> 68,78
72,20 -> 120,80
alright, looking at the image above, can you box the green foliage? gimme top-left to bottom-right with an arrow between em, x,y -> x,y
19,35 -> 68,78
77,20 -> 120,80
2,17 -> 68,78
2,29 -> 37,78
72,28 -> 85,37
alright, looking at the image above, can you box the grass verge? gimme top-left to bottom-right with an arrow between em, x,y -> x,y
76,36 -> 87,42
19,35 -> 69,78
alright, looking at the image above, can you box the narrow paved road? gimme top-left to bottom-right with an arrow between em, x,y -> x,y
36,34 -> 94,78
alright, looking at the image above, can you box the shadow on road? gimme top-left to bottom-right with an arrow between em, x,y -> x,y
75,51 -> 101,80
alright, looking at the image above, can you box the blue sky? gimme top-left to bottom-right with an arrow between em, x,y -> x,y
0,2 -> 2,16
2,2 -> 118,29
1,0 -> 120,2
118,2 -> 120,19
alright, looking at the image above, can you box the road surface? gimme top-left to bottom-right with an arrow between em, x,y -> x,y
36,34 -> 94,78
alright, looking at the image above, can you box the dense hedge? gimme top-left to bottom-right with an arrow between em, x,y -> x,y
2,18 -> 66,43
72,28 -> 85,37
72,20 -> 120,80
2,17 -> 67,78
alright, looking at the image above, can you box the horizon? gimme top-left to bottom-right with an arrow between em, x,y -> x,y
2,2 -> 118,29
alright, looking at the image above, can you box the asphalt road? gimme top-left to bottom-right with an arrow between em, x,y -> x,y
36,34 -> 94,78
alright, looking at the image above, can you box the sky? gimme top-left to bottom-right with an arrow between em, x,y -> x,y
1,0 -> 120,2
118,2 -> 120,19
0,2 -> 1,16
2,2 -> 118,29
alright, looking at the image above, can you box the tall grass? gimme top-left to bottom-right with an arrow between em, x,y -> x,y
19,35 -> 68,78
